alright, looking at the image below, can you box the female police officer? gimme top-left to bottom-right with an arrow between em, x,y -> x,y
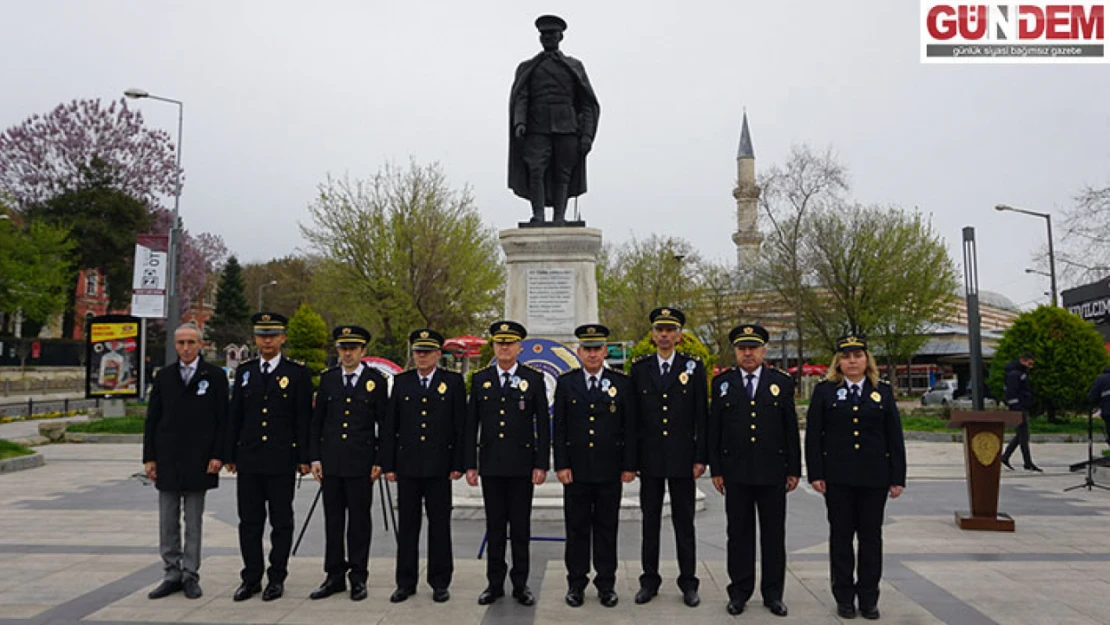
805,334 -> 906,620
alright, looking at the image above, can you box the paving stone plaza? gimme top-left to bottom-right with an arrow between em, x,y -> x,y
2,438 -> 1109,625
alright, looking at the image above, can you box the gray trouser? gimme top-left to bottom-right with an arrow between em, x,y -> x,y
159,490 -> 206,582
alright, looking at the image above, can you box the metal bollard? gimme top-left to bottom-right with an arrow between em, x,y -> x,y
27,397 -> 33,418
64,398 -> 69,415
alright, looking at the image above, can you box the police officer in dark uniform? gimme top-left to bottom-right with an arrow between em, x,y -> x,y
226,313 -> 313,602
554,324 -> 637,608
806,334 -> 906,620
381,329 -> 466,604
465,320 -> 549,606
708,324 -> 800,617
307,325 -> 387,602
1001,353 -> 1041,472
1087,364 -> 1110,448
629,307 -> 707,607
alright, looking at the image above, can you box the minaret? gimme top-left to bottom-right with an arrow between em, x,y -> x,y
731,112 -> 762,267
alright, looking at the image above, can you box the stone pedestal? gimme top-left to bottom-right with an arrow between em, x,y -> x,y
499,227 -> 602,344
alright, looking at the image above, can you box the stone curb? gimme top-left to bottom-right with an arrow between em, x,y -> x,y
0,452 -> 45,473
63,433 -> 143,444
904,430 -> 1089,443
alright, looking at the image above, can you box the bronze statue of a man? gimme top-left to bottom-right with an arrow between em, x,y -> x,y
508,15 -> 600,226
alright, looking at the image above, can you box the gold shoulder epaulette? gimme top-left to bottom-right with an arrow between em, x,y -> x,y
632,354 -> 653,364
606,367 -> 628,377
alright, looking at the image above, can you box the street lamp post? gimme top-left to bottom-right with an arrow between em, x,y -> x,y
124,88 -> 184,364
258,280 -> 278,310
995,204 -> 1057,306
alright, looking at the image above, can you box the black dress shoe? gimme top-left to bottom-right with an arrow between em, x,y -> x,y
512,587 -> 535,606
599,589 -> 618,607
261,581 -> 283,601
565,590 -> 584,607
183,579 -> 202,599
837,603 -> 858,618
390,587 -> 415,603
1001,457 -> 1014,470
432,588 -> 450,603
683,588 -> 700,607
1025,464 -> 1043,472
634,587 -> 657,604
727,600 -> 745,615
310,578 -> 346,600
860,605 -> 880,620
350,582 -> 367,601
233,582 -> 261,602
147,580 -> 182,599
764,599 -> 788,616
477,587 -> 504,605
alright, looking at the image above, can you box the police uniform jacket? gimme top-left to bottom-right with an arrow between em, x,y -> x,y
708,366 -> 801,485
553,368 -> 636,483
1004,360 -> 1033,412
805,378 -> 906,488
380,368 -> 466,478
629,353 -> 708,478
310,365 -> 388,477
142,358 -> 228,492
228,357 -> 313,474
1087,366 -> 1110,416
465,364 -> 550,477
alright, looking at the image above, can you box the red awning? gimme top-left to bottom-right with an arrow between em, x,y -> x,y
788,363 -> 828,376
443,335 -> 487,357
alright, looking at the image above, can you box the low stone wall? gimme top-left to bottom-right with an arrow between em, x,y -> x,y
0,452 -> 44,474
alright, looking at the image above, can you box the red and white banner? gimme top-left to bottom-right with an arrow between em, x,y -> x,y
921,1 -> 1107,63
130,234 -> 169,318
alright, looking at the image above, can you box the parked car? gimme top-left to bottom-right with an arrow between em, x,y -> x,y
921,379 -> 959,406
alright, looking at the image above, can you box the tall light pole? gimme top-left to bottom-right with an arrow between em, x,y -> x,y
258,280 -> 278,310
125,88 -> 183,365
995,204 -> 1057,306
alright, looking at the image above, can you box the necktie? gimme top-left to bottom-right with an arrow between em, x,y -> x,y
662,362 -> 670,377
262,361 -> 271,376
181,365 -> 192,386
589,375 -> 598,392
850,384 -> 861,405
345,373 -> 355,389
502,372 -> 511,388
746,373 -> 756,399
422,377 -> 429,390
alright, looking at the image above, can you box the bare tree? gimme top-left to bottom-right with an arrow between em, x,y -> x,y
755,144 -> 849,380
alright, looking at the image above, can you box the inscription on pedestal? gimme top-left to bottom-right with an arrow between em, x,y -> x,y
527,269 -> 575,334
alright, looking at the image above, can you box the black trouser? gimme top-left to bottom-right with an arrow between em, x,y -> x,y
1002,410 -> 1034,467
396,477 -> 454,591
638,475 -> 699,592
522,132 -> 577,216
564,480 -> 622,593
725,480 -> 786,604
824,483 -> 888,609
322,474 -> 372,584
481,476 -> 534,591
237,471 -> 295,584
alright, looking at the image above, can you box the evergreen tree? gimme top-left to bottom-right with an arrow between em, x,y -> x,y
286,302 -> 329,387
988,305 -> 1109,422
208,256 -> 250,349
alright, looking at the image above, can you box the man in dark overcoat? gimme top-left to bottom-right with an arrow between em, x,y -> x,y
143,323 -> 228,600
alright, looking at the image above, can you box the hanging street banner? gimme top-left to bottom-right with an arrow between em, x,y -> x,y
130,234 -> 169,318
86,315 -> 142,398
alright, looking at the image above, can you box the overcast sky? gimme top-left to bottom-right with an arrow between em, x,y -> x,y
3,1 -> 1108,311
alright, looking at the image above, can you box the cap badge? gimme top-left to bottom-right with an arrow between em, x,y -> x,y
500,323 -> 509,331
661,308 -> 671,316
420,331 -> 429,339
342,327 -> 351,335
261,314 -> 271,322
744,326 -> 753,334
